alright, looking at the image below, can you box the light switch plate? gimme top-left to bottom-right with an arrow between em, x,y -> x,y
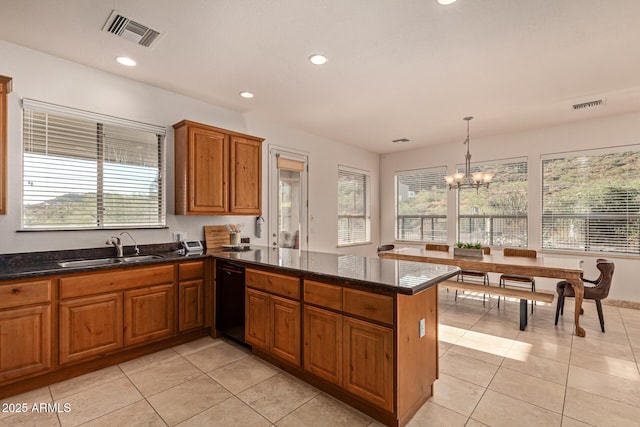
419,318 -> 425,338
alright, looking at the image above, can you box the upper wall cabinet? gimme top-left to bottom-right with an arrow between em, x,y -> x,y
0,75 -> 13,216
174,120 -> 264,216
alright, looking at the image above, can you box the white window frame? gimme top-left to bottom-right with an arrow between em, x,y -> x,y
457,157 -> 528,247
395,166 -> 448,243
541,145 -> 640,255
21,98 -> 166,230
338,165 -> 371,246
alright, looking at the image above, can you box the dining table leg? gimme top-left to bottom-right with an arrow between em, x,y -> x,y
569,278 -> 586,337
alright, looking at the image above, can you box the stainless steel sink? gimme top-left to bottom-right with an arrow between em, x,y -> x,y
58,258 -> 122,268
121,255 -> 163,263
58,254 -> 163,268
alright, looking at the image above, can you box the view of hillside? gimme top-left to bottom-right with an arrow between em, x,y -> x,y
23,192 -> 162,228
396,150 -> 640,253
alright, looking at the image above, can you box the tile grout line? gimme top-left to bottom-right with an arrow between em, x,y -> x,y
117,358 -> 168,426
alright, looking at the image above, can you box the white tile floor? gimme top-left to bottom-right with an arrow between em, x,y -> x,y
1,288 -> 639,427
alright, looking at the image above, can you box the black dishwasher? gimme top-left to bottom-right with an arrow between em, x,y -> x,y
215,260 -> 246,344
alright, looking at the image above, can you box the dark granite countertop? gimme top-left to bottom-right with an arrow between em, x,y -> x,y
210,246 -> 459,295
0,242 -> 207,280
0,244 -> 458,295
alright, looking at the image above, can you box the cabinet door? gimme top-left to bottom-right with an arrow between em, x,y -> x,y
188,126 -> 228,213
229,136 -> 262,214
343,317 -> 393,411
303,305 -> 342,385
179,280 -> 204,332
245,288 -> 270,350
59,293 -> 123,365
124,284 -> 175,346
270,295 -> 301,366
0,305 -> 51,381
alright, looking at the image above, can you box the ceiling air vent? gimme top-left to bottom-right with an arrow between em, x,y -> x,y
102,10 -> 162,48
392,138 -> 411,144
572,99 -> 606,111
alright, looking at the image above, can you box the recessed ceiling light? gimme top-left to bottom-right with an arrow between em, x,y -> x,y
308,54 -> 328,65
239,91 -> 254,99
437,0 -> 457,5
116,56 -> 136,66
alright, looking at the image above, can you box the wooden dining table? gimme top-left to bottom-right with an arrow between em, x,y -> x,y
378,247 -> 588,337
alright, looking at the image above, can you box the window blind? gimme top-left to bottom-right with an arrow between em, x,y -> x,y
395,166 -> 447,242
338,166 -> 370,245
458,158 -> 528,247
22,99 -> 166,229
542,147 -> 640,254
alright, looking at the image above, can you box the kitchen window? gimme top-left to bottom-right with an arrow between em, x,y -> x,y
457,158 -> 528,247
542,147 -> 640,254
395,167 -> 447,243
338,166 -> 370,245
22,99 -> 166,229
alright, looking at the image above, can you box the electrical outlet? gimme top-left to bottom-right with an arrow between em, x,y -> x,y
173,231 -> 186,242
419,318 -> 425,338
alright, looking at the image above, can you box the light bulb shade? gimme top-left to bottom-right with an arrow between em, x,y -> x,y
483,173 -> 494,183
444,175 -> 455,185
472,172 -> 485,183
454,172 -> 465,182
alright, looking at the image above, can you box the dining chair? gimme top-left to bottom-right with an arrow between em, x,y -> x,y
499,248 -> 537,312
377,244 -> 395,253
456,246 -> 490,305
425,243 -> 449,252
425,244 -> 452,296
555,259 -> 614,332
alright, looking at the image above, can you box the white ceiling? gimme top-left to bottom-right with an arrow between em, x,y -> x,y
2,0 -> 640,154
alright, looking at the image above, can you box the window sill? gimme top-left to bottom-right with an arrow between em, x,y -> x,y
539,248 -> 639,260
18,226 -> 169,232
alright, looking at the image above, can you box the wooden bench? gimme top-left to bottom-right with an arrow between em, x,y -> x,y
439,280 -> 555,331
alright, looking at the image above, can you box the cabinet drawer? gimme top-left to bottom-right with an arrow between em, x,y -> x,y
179,261 -> 205,281
60,265 -> 175,299
246,269 -> 300,300
304,280 -> 342,311
343,289 -> 394,325
0,280 -> 51,309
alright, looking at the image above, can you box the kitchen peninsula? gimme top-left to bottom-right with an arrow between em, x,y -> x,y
211,247 -> 459,427
0,245 -> 457,427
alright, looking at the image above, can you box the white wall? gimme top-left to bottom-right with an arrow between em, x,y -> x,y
243,115 -> 380,256
0,41 -> 379,256
380,112 -> 640,302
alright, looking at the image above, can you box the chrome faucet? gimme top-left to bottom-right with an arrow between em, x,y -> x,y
120,231 -> 140,256
106,236 -> 123,257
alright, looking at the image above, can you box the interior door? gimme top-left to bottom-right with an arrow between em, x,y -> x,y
269,148 -> 308,250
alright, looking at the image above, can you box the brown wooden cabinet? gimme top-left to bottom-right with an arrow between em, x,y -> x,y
0,305 -> 51,382
302,279 -> 394,411
245,269 -> 301,366
270,295 -> 301,365
178,260 -> 205,332
0,278 -> 52,381
0,75 -> 12,215
1,259 -> 213,396
229,136 -> 262,214
343,317 -> 393,412
124,284 -> 175,346
303,305 -> 342,386
58,264 -> 175,365
59,293 -> 123,365
245,288 -> 270,350
174,120 -> 264,216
